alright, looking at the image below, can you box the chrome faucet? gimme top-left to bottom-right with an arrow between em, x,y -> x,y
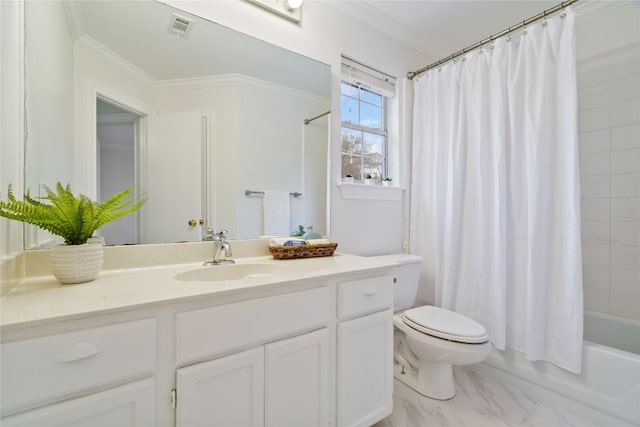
203,229 -> 235,266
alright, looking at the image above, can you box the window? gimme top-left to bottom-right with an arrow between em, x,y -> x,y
340,56 -> 395,184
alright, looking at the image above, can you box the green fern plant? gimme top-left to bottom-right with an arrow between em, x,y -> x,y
0,183 -> 146,245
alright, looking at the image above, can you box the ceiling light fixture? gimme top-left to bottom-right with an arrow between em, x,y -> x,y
246,0 -> 302,23
286,0 -> 303,11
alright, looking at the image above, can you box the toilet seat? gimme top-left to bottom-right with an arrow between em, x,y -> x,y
403,306 -> 489,344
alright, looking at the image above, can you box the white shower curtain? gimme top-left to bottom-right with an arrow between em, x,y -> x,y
410,8 -> 583,373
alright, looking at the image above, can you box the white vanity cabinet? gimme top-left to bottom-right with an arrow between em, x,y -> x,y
1,379 -> 155,427
264,328 -> 329,426
176,328 -> 329,427
336,275 -> 394,427
0,258 -> 397,427
176,347 -> 265,426
175,286 -> 331,427
0,319 -> 157,426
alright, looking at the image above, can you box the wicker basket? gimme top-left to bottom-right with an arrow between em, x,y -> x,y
269,243 -> 338,260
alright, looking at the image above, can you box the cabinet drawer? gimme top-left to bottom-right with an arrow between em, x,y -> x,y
338,275 -> 393,319
177,286 -> 329,364
1,378 -> 155,426
1,319 -> 156,415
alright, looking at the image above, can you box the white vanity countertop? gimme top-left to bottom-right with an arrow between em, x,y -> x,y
0,253 -> 398,330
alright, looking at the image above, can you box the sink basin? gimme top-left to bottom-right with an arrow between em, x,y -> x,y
175,263 -> 288,282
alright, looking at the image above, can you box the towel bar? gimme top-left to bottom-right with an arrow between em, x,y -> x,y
245,190 -> 302,198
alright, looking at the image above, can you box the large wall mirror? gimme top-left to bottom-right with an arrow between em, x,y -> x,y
24,0 -> 330,248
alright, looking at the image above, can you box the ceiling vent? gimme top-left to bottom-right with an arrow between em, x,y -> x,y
169,14 -> 194,38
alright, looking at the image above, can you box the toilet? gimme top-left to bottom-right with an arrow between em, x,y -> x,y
370,254 -> 492,400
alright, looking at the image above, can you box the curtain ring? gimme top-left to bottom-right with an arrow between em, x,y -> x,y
522,20 -> 528,35
489,35 -> 495,49
506,27 -> 512,42
542,10 -> 548,26
560,2 -> 567,18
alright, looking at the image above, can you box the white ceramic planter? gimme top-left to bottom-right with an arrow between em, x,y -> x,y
50,243 -> 104,284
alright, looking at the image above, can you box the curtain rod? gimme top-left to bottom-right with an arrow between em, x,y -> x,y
304,110 -> 330,125
407,0 -> 579,80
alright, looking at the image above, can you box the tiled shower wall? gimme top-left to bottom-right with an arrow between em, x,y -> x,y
578,42 -> 640,320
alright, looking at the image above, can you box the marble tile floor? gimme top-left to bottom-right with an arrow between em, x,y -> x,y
374,366 -> 626,427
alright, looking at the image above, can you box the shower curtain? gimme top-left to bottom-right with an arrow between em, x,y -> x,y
410,8 -> 583,373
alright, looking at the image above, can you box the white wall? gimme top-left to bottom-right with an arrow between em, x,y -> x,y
75,37 -> 330,241
0,0 -> 25,292
303,114 -> 329,238
157,77 -> 329,239
22,0 -> 75,248
577,1 -> 640,320
163,0 -> 431,255
73,37 -> 158,201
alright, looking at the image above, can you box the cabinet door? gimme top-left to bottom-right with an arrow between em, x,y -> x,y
1,378 -> 154,426
337,309 -> 393,427
176,347 -> 264,427
265,328 -> 329,427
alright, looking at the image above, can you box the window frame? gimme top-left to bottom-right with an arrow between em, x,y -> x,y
340,82 -> 388,183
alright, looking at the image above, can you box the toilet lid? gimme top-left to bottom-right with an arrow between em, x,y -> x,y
403,306 -> 489,344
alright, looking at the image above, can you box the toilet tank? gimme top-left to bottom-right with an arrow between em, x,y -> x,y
367,254 -> 422,312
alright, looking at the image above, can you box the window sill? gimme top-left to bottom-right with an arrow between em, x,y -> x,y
337,183 -> 404,201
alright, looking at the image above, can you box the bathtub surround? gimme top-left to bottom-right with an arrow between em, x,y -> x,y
411,9 -> 583,372
577,2 -> 640,321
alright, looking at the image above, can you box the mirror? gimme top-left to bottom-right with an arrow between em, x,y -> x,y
23,0 -> 330,248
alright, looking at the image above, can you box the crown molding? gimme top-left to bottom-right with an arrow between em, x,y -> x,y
79,37 -> 328,105
78,35 -> 157,87
574,0 -> 632,23
327,1 -> 437,59
62,0 -> 84,41
156,74 -> 329,104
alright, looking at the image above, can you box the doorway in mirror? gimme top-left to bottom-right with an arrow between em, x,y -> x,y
96,98 -> 142,245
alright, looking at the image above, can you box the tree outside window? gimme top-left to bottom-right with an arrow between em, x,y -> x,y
340,83 -> 387,183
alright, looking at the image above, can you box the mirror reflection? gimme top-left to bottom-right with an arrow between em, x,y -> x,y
24,0 -> 330,248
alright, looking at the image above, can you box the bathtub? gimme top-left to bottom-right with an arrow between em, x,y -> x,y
480,310 -> 640,425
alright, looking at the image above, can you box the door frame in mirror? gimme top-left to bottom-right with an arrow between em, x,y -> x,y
84,84 -> 152,243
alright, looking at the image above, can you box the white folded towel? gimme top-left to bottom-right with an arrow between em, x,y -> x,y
269,238 -> 306,247
263,191 -> 290,237
306,238 -> 330,246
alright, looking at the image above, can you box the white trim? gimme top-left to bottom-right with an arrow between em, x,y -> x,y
78,36 -> 156,87
574,0 -> 631,23
1,0 -> 26,256
337,183 -> 403,201
78,37 -> 329,105
157,73 -> 329,105
341,56 -> 396,98
97,112 -> 138,125
329,1 -> 424,58
77,79 -> 153,201
62,0 -> 84,41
